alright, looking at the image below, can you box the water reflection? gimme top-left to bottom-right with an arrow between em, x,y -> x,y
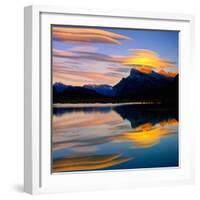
52,104 -> 178,173
53,154 -> 132,172
111,126 -> 176,148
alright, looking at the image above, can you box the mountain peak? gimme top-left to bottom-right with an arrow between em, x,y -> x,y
130,67 -> 154,75
54,82 -> 64,86
129,68 -> 175,80
130,68 -> 142,75
53,82 -> 70,92
129,68 -> 152,77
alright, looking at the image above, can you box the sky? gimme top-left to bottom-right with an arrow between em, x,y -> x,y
52,25 -> 179,86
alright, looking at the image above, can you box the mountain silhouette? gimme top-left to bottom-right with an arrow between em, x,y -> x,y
83,84 -> 116,97
53,68 -> 178,104
113,68 -> 177,103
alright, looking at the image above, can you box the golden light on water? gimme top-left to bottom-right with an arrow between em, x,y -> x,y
159,119 -> 178,127
112,122 -> 177,148
134,122 -> 153,131
53,154 -> 132,172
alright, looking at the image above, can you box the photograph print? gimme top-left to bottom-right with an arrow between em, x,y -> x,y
51,25 -> 179,173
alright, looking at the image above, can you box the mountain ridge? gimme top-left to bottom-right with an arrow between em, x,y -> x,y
53,68 -> 178,104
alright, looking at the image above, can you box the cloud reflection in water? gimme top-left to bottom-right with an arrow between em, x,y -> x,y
52,104 -> 178,172
53,154 -> 132,172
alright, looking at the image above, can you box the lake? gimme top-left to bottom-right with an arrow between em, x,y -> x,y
52,103 -> 178,173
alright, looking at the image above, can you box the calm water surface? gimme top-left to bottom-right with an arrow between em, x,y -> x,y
52,104 -> 178,173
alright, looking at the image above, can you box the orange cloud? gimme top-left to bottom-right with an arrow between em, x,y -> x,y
53,68 -> 121,86
53,48 -> 74,58
52,46 -> 178,86
53,70 -> 93,86
53,47 -> 121,63
70,45 -> 97,52
52,27 -> 129,44
123,49 -> 176,69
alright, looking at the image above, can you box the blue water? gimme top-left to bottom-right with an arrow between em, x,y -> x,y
52,104 -> 178,172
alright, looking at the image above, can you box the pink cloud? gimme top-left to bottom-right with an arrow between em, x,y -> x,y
52,27 -> 130,44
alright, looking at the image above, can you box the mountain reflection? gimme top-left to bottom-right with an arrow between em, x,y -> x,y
113,104 -> 178,129
52,104 -> 178,172
53,104 -> 178,128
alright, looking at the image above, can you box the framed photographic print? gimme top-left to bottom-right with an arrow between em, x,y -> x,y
24,5 -> 195,194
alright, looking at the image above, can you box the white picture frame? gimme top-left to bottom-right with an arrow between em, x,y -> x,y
24,5 -> 195,194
